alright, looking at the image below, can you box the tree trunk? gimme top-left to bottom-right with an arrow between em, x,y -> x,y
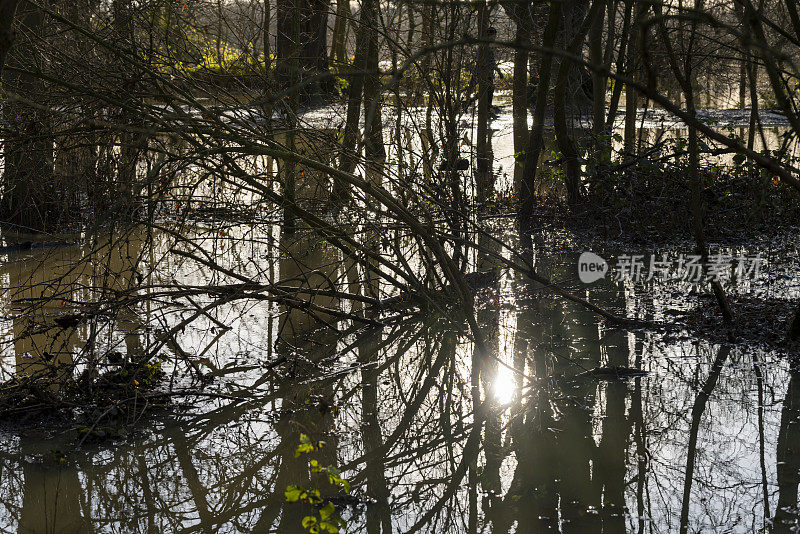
475,1 -> 491,203
362,0 -> 384,159
114,0 -> 140,213
0,0 -> 19,77
789,302 -> 800,342
604,0 -> 632,133
680,0 -> 733,323
623,1 -> 646,159
2,1 -> 56,232
276,0 -> 330,96
518,1 -> 561,225
263,0 -> 271,72
329,0 -> 350,67
589,0 -> 606,170
510,4 -> 530,198
552,0 -> 602,205
338,0 -> 373,174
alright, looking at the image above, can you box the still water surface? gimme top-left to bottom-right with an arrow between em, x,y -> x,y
0,103 -> 797,533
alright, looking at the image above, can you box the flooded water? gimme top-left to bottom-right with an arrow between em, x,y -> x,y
0,103 -> 798,534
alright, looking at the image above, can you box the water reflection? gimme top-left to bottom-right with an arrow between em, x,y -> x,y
1,231 -> 146,392
774,357 -> 800,533
2,86 -> 798,534
18,439 -> 87,534
0,224 -> 796,532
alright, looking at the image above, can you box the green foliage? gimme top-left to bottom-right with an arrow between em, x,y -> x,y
285,433 -> 351,533
335,76 -> 350,94
302,502 -> 345,534
310,460 -> 352,493
285,485 -> 322,504
145,15 -> 269,80
295,432 -> 323,457
166,42 -> 267,77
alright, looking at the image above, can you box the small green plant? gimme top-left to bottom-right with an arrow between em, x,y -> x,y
335,76 -> 350,94
285,433 -> 350,533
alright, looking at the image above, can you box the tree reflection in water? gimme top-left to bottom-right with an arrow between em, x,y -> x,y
0,234 -> 795,533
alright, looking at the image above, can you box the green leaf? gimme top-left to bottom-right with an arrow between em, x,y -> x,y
296,433 -> 315,457
285,485 -> 303,503
320,502 -> 335,520
320,521 -> 340,533
302,516 -> 318,529
327,466 -> 341,477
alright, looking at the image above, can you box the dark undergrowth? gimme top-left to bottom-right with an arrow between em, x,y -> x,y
565,161 -> 800,243
0,352 -> 168,442
661,295 -> 796,351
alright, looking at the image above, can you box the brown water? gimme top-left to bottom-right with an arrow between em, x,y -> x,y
0,104 -> 798,533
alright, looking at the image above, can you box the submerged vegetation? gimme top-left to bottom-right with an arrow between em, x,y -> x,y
0,0 -> 799,531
